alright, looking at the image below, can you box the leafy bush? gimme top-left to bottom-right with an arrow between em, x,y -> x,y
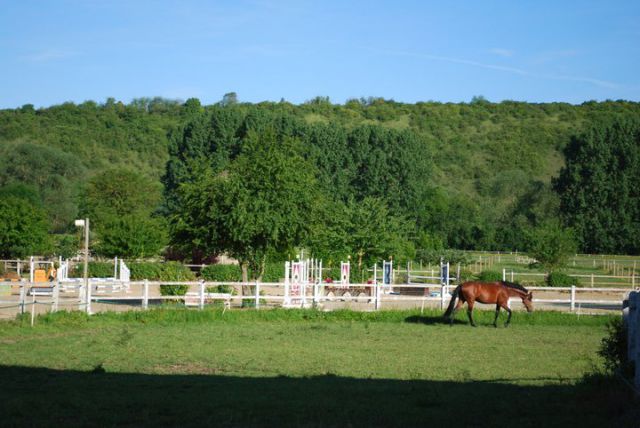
129,262 -> 194,281
478,270 -> 502,281
160,261 -> 195,281
546,271 -> 577,287
70,262 -> 116,278
598,318 -> 633,377
201,264 -> 241,282
206,284 -> 236,295
458,269 -> 476,282
159,284 -> 188,296
262,262 -> 285,282
129,263 -> 163,280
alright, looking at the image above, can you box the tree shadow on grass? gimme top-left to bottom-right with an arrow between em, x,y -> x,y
0,365 -> 637,427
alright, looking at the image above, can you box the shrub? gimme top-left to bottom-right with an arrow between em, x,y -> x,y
546,271 -> 576,287
160,261 -> 195,281
159,284 -> 188,296
458,269 -> 476,282
478,270 -> 502,281
129,262 -> 194,281
201,264 -> 241,282
262,262 -> 285,282
598,318 -> 633,377
129,262 -> 163,280
70,262 -> 116,278
206,284 -> 236,295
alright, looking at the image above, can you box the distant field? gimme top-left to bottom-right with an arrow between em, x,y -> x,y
409,251 -> 640,288
0,308 -> 637,427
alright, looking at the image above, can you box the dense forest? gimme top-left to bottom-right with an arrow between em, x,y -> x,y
0,95 -> 639,272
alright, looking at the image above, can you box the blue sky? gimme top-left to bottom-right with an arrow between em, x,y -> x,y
1,0 -> 639,108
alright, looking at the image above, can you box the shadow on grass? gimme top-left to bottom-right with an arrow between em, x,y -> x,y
0,365 -> 637,427
404,314 -> 468,325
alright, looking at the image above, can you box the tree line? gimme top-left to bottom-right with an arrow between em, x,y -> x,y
0,96 -> 638,271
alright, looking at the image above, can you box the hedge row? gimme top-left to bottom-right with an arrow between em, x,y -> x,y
70,261 -> 195,281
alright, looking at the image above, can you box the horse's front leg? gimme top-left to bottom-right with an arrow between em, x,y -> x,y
503,305 -> 512,327
466,301 -> 476,327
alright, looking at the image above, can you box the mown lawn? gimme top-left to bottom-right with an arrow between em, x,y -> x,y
0,308 -> 637,427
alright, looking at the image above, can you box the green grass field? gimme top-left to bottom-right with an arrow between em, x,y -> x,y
0,308 -> 637,427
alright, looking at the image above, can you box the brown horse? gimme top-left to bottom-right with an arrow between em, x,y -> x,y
443,281 -> 533,327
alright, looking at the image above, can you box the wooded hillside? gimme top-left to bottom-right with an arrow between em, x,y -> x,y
1,96 -> 638,262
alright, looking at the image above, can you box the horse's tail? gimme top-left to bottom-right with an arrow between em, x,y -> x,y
443,285 -> 462,319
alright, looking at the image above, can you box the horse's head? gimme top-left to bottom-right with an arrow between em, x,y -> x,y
522,292 -> 534,312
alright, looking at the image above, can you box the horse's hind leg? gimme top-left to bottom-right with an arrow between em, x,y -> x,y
450,299 -> 464,326
493,304 -> 500,328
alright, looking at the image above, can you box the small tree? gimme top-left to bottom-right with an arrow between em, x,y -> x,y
525,221 -> 577,272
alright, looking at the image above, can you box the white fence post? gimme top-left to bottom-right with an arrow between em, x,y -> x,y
86,279 -> 92,315
313,280 -> 318,308
375,282 -> 381,311
199,280 -> 205,310
502,269 -> 506,281
19,284 -> 26,314
143,279 -> 149,310
255,280 -> 260,309
440,285 -> 446,310
52,277 -> 60,313
570,285 -> 576,312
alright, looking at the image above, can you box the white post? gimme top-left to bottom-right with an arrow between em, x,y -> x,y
373,263 -> 377,285
570,285 -> 576,312
52,275 -> 60,313
510,270 -> 514,282
114,256 -> 118,279
143,279 -> 149,310
19,284 -> 26,314
86,279 -> 92,315
502,268 -> 506,281
78,283 -> 85,311
440,284 -> 446,310
31,292 -> 36,327
313,279 -> 318,308
284,261 -> 290,306
255,280 -> 260,309
375,281 -> 381,311
199,280 -> 205,310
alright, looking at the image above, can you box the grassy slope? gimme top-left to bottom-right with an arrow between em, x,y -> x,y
0,309 -> 637,427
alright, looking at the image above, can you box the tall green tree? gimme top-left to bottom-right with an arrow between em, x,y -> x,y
0,197 -> 51,258
555,116 -> 640,253
82,167 -> 167,258
172,129 -> 318,280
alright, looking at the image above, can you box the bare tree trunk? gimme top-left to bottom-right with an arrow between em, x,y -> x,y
241,261 -> 250,302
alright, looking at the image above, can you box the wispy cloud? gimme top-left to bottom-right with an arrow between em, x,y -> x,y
21,49 -> 79,62
531,49 -> 579,65
489,48 -> 514,57
365,47 -> 620,90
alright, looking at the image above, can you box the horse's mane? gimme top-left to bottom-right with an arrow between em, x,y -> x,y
501,281 -> 529,293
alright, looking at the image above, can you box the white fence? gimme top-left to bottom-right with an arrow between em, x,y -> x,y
0,279 -> 632,323
626,292 -> 640,392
